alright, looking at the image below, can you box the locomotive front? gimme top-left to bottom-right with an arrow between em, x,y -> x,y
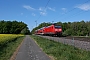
54,25 -> 62,36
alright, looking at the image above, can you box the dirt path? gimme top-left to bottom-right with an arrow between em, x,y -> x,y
15,35 -> 51,60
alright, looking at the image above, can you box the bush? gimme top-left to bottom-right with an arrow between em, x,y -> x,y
62,29 -> 73,36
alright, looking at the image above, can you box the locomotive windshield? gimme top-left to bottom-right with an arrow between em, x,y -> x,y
54,26 -> 61,28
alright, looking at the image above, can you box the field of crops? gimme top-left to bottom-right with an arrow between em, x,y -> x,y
0,34 -> 24,60
0,34 -> 23,46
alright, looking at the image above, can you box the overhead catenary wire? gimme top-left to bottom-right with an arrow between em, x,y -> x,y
36,0 -> 50,21
61,10 -> 89,21
54,0 -> 90,21
35,0 -> 90,27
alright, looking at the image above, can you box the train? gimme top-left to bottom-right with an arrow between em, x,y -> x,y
35,23 -> 62,36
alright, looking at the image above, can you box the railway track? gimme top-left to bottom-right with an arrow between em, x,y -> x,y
37,35 -> 90,51
60,36 -> 90,42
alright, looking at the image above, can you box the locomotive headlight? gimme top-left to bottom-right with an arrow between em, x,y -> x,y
59,29 -> 62,31
55,29 -> 58,31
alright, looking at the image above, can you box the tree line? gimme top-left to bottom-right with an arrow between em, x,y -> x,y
0,20 -> 30,34
31,20 -> 90,36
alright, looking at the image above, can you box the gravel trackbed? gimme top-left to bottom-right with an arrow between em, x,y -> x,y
39,35 -> 90,51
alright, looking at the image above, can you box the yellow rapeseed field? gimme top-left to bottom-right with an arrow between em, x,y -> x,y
0,34 -> 24,45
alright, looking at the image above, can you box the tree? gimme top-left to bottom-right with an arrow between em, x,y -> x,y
0,20 -> 30,34
21,27 -> 30,35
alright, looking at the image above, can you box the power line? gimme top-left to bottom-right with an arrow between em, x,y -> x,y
35,20 -> 37,27
54,0 -> 90,21
60,0 -> 90,21
36,0 -> 50,21
61,10 -> 88,21
45,0 -> 51,9
59,0 -> 90,21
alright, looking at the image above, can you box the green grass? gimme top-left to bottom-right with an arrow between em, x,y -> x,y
0,36 -> 25,60
30,35 -> 90,60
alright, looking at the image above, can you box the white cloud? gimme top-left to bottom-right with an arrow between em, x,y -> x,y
38,7 -> 55,16
39,7 -> 46,12
61,8 -> 67,11
39,7 -> 55,11
48,7 -> 55,11
39,7 -> 47,16
39,7 -> 43,11
32,13 -> 36,16
23,5 -> 35,10
75,3 -> 90,11
61,8 -> 67,14
40,12 -> 47,16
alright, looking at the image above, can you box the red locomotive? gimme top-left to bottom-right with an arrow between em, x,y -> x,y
35,24 -> 62,36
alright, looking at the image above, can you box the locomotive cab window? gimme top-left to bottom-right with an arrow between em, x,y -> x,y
54,26 -> 61,28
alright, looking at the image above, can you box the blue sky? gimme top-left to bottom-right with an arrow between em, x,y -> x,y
0,0 -> 90,31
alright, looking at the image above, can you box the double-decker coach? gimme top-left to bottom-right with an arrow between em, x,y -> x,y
35,28 -> 43,35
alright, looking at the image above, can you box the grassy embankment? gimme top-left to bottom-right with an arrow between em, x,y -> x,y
0,34 -> 25,60
30,35 -> 90,60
